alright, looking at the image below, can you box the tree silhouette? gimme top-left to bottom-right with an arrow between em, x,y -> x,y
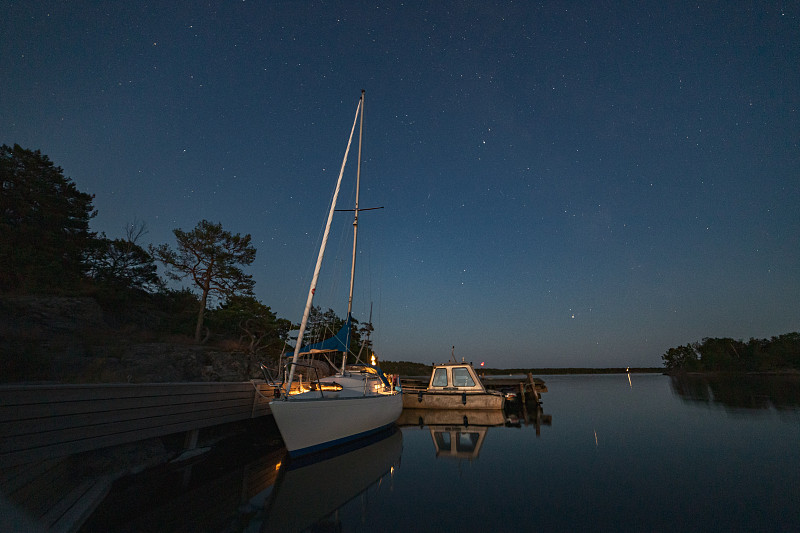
209,294 -> 293,373
0,144 -> 96,292
151,219 -> 256,342
85,220 -> 162,292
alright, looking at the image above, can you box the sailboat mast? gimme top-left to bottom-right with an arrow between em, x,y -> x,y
343,90 -> 365,372
284,94 -> 363,395
347,90 -> 365,320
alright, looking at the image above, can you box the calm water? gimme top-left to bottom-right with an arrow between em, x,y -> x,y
83,374 -> 800,532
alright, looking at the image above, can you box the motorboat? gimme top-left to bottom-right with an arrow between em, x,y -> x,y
402,360 -> 505,410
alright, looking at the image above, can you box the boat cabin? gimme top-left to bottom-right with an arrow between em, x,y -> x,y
427,363 -> 487,392
402,362 -> 504,410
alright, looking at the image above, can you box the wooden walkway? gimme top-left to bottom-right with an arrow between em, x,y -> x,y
482,373 -> 548,403
0,380 -> 292,532
0,381 -> 280,468
0,428 -> 286,533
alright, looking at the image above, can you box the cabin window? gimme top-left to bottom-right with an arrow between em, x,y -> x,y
434,431 -> 451,450
456,432 -> 479,453
432,368 -> 448,387
452,367 -> 476,387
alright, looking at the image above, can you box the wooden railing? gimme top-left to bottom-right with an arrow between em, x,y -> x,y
0,381 -> 280,468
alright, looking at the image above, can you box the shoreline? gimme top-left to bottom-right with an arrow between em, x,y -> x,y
480,367 -> 664,375
664,369 -> 800,377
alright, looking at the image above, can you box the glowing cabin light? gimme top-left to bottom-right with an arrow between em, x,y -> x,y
371,354 -> 376,366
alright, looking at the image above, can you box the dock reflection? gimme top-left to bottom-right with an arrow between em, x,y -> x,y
79,426 -> 401,533
80,440 -> 286,532
503,402 -> 553,435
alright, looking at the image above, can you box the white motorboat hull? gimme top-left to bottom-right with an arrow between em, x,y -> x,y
402,390 -> 505,410
270,391 -> 403,457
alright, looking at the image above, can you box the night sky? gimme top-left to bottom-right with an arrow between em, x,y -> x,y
3,2 -> 799,368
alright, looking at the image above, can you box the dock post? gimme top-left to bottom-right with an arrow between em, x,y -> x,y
520,381 -> 529,422
184,428 -> 199,451
527,373 -> 540,404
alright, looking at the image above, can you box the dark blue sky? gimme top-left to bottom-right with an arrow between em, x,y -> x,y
3,1 -> 798,367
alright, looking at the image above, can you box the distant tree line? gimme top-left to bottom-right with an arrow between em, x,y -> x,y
662,333 -> 800,372
379,360 -> 432,376
481,367 -> 662,375
0,144 -> 370,366
376,361 -> 663,377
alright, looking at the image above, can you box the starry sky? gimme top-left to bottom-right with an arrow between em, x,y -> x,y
3,1 -> 799,368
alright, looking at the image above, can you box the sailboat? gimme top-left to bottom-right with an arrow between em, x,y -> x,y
269,91 -> 403,457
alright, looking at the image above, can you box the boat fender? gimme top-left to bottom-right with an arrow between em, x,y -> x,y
463,415 -> 468,427
462,392 -> 467,405
417,391 -> 424,403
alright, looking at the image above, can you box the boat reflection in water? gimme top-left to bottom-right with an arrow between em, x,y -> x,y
397,407 -> 551,461
398,409 -> 506,460
258,426 -> 402,532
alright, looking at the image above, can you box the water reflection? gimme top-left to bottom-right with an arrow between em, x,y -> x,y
80,436 -> 286,532
74,376 -> 800,532
397,406 -> 552,461
258,427 -> 402,532
669,374 -> 800,410
398,409 -> 502,461
79,426 -> 400,533
397,408 -> 506,428
504,402 -> 553,435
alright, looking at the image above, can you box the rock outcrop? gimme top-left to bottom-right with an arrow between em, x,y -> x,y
0,296 -> 255,383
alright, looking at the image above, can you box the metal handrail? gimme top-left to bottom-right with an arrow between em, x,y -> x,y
282,361 -> 324,398
258,362 -> 281,386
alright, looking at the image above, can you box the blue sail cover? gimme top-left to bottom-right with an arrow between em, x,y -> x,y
300,314 -> 352,353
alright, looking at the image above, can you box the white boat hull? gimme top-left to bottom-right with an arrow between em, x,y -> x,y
402,390 -> 505,410
270,391 -> 403,457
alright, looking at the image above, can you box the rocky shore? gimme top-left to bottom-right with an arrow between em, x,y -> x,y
1,296 -> 258,384
0,296 -> 287,531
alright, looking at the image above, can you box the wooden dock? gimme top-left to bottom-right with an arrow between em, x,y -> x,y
0,381 -> 285,468
481,373 -> 548,404
0,380 -> 289,532
1,429 -> 286,533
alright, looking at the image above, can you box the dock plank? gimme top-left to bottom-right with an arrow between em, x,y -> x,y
0,381 -> 276,468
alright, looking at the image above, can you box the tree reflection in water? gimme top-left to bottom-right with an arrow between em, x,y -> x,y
669,374 -> 800,410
